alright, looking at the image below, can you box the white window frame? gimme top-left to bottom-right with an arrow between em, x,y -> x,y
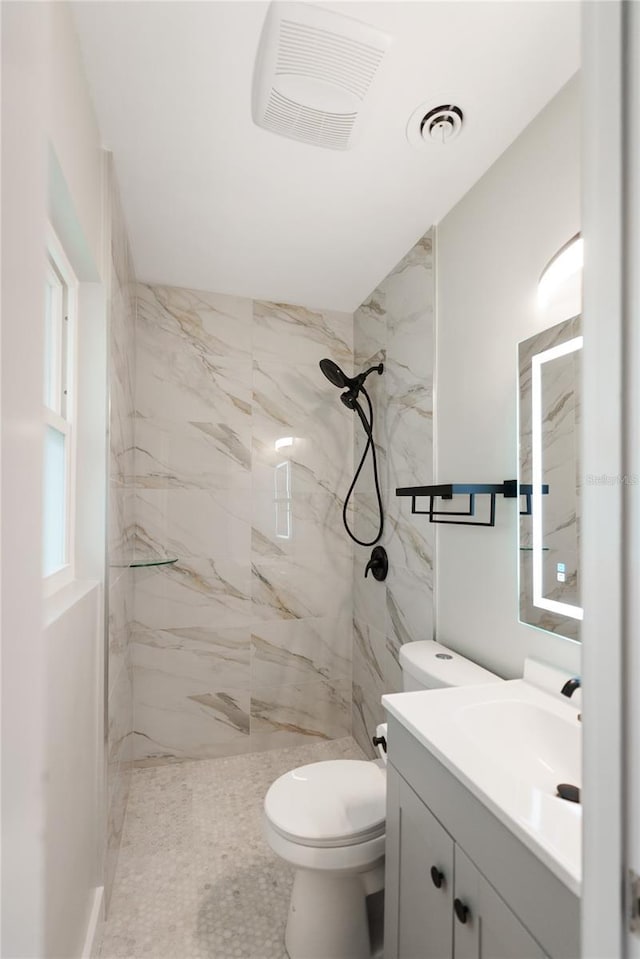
43,225 -> 78,596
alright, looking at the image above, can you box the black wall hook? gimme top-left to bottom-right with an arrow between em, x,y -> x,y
364,545 -> 388,581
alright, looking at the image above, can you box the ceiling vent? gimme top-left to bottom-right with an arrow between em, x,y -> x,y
252,2 -> 392,151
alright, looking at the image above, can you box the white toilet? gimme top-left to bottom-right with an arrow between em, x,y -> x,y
263,640 -> 501,959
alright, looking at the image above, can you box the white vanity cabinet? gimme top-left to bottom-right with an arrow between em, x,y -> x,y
390,770 -> 455,959
384,718 -> 580,959
452,847 -> 545,959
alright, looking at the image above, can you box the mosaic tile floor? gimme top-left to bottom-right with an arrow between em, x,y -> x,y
99,736 -> 367,959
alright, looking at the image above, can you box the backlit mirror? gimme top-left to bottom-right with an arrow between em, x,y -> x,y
518,315 -> 582,642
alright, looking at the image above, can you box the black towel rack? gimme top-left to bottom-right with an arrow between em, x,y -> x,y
395,480 -> 549,528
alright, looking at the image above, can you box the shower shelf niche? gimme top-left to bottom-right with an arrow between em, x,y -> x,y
395,480 -> 549,528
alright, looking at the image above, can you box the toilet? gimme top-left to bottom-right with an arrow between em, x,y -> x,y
263,640 -> 501,959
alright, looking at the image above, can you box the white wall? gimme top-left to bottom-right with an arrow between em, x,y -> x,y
435,75 -> 581,678
44,6 -> 109,955
49,3 -> 104,279
2,3 -> 109,956
44,585 -> 103,959
1,5 -> 49,955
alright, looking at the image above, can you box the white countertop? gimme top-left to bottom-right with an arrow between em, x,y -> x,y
383,677 -> 582,895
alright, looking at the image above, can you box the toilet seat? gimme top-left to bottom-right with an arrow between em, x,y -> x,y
264,759 -> 386,849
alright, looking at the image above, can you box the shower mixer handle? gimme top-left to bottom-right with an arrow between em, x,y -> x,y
364,545 -> 388,582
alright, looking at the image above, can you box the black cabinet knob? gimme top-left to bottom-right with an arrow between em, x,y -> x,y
430,866 -> 444,889
454,898 -> 470,924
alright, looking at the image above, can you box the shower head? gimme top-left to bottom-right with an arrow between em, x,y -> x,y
319,359 -> 384,395
319,358 -> 350,389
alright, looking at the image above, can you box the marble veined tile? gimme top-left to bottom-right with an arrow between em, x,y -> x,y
110,286 -> 135,420
108,660 -> 133,770
135,489 -> 251,565
354,296 -> 387,369
109,485 -> 129,567
353,545 -> 387,630
136,283 -> 252,361
352,620 -> 387,756
384,231 -> 432,291
385,562 -> 434,651
134,416 -> 251,490
108,572 -> 133,698
251,615 -> 351,689
347,490 -> 387,548
251,555 -> 350,623
251,358 -> 353,496
385,362 -> 433,492
251,489 -> 351,567
253,358 -> 337,428
110,165 -> 136,294
250,678 -> 351,744
133,661 -> 251,763
385,500 -> 434,578
134,559 -> 253,631
384,237 -> 432,320
131,626 -> 251,691
253,301 -> 353,366
105,760 -> 131,913
136,349 -> 251,426
251,435 -> 353,504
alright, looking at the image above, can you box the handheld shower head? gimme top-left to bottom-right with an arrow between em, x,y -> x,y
319,358 -> 349,389
342,391 -> 374,437
318,359 -> 384,547
319,359 -> 384,397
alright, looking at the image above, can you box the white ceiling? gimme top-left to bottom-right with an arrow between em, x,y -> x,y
72,1 -> 580,312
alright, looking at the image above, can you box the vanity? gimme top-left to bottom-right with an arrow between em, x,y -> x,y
382,665 -> 581,959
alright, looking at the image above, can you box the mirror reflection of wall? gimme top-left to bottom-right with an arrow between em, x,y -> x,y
518,233 -> 583,643
518,316 -> 582,642
538,342 -> 581,608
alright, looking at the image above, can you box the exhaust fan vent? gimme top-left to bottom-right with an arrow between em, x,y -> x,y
253,2 -> 391,151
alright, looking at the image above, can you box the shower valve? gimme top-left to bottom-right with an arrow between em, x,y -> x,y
364,546 -> 388,582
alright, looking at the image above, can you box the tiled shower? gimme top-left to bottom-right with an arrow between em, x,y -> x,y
351,231 -> 435,754
131,288 -> 354,763
106,229 -> 435,898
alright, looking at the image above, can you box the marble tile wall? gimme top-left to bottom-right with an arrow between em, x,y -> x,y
132,286 -> 354,764
106,160 -> 137,907
351,230 -> 436,755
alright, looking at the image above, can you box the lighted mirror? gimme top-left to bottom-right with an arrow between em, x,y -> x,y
518,315 -> 582,642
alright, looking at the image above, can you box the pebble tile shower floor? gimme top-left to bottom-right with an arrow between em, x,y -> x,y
99,736 -> 367,959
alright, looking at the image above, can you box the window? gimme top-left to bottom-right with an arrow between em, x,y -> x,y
43,228 -> 77,590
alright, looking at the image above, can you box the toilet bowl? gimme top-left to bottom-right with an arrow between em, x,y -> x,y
265,758 -> 386,959
263,641 -> 502,959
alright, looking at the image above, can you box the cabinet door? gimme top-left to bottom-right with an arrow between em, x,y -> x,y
453,848 -> 547,959
385,766 -> 455,959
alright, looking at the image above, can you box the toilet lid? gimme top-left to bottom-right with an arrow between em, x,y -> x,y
264,760 -> 386,848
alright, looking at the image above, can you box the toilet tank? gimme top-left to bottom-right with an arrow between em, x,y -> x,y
400,640 -> 501,691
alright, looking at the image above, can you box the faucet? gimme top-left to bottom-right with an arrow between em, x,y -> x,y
561,677 -> 581,698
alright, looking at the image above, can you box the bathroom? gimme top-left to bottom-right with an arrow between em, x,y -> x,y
1,1 -> 638,958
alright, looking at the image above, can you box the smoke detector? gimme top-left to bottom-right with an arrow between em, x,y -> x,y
407,102 -> 464,150
252,2 -> 392,151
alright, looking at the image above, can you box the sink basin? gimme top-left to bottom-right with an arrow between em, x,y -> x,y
382,668 -> 582,894
455,697 -> 581,794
